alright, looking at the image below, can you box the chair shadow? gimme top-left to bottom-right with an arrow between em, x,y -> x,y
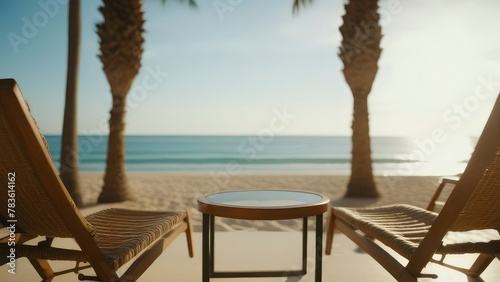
330,197 -> 378,208
285,276 -> 304,282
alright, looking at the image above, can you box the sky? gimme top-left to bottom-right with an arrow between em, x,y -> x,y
1,0 -> 499,138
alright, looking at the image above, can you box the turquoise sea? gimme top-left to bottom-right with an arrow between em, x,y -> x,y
45,135 -> 475,176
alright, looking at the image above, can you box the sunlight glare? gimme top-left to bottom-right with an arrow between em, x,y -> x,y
417,135 -> 474,176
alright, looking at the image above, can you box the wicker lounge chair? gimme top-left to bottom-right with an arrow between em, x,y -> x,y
0,79 -> 194,281
325,95 -> 500,281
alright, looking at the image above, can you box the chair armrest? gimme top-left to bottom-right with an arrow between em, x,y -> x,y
441,177 -> 459,185
426,177 -> 459,212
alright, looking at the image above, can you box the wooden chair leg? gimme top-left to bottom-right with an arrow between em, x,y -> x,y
2,234 -> 55,280
325,207 -> 335,255
28,258 -> 55,280
468,253 -> 495,277
185,212 -> 194,257
27,236 -> 56,280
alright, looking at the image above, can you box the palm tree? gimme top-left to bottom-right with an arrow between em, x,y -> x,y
96,0 -> 196,203
340,0 -> 381,198
294,0 -> 380,197
60,0 -> 83,207
96,0 -> 144,203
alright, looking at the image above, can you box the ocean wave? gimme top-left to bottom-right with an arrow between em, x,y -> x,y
73,157 -> 421,165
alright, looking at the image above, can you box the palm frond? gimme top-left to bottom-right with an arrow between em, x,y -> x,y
293,0 -> 313,14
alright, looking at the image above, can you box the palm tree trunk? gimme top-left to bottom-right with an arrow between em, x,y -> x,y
97,0 -> 144,203
98,95 -> 132,203
346,94 -> 378,197
340,0 -> 381,198
60,0 -> 82,207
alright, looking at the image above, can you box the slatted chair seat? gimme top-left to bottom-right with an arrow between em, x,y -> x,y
333,204 -> 437,259
87,209 -> 187,270
333,205 -> 500,258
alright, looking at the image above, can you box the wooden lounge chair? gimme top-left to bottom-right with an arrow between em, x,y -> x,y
0,79 -> 194,281
325,94 -> 500,281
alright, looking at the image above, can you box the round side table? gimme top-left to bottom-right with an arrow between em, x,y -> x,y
198,190 -> 330,282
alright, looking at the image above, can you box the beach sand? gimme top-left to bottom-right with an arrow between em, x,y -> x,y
79,172 -> 446,232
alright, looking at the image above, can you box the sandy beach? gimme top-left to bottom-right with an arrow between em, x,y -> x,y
5,173 -> 500,282
79,172 -> 446,232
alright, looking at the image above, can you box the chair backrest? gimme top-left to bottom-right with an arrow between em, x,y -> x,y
0,79 -> 95,239
433,93 -> 500,233
451,144 -> 500,232
406,93 -> 500,274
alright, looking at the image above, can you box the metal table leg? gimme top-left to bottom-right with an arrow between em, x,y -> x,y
209,215 -> 215,277
315,213 -> 323,282
202,215 -> 321,280
302,217 -> 308,274
202,213 -> 210,282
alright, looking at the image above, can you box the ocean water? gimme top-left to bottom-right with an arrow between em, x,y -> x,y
45,135 -> 475,176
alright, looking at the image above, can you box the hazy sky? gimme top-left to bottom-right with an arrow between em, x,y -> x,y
1,0 -> 499,137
